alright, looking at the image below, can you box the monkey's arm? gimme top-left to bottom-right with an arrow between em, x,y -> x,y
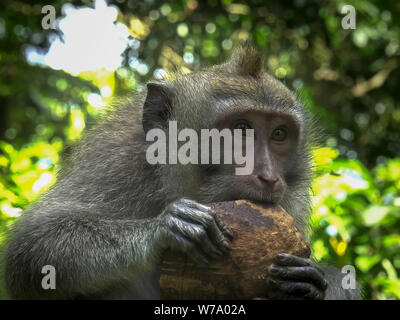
4,199 -> 230,299
265,253 -> 360,300
4,204 -> 161,299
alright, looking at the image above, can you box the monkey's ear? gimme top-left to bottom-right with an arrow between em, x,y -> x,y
142,82 -> 174,133
226,44 -> 263,77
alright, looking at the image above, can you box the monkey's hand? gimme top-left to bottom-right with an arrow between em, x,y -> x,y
154,198 -> 233,264
265,253 -> 328,300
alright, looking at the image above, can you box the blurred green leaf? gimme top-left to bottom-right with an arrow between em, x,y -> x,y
362,206 -> 391,226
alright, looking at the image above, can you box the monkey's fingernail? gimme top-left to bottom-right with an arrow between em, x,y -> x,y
225,227 -> 234,236
276,253 -> 287,260
222,240 -> 231,249
223,230 -> 234,241
269,266 -> 279,274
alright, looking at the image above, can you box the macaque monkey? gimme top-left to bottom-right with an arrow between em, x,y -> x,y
4,45 -> 359,299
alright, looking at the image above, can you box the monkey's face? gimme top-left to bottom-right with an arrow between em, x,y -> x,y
142,46 -> 312,207
198,108 -> 301,205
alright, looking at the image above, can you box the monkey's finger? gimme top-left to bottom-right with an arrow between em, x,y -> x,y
195,234 -> 225,260
274,253 -> 326,276
174,200 -> 233,242
185,201 -> 234,240
204,215 -> 232,254
173,204 -> 231,254
265,277 -> 291,300
170,219 -> 224,259
174,207 -> 230,252
212,210 -> 234,241
174,205 -> 212,227
195,209 -> 233,245
191,205 -> 233,248
178,198 -> 210,211
167,232 -> 210,264
268,265 -> 328,291
266,277 -> 325,300
183,198 -> 210,210
181,222 -> 225,259
177,199 -> 233,239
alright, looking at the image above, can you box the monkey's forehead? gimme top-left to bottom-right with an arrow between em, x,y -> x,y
173,70 -> 297,106
211,72 -> 294,97
173,71 -> 301,114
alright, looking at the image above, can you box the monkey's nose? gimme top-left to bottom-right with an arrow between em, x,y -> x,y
257,174 -> 279,187
256,174 -> 282,194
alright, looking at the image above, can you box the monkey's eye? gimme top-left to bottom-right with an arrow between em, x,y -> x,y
271,127 -> 287,142
233,122 -> 253,136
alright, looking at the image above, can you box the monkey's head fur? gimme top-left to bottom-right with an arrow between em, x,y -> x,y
139,45 -> 316,235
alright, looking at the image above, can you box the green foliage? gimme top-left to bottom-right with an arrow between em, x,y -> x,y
311,148 -> 400,299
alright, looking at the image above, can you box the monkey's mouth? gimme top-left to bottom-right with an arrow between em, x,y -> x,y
231,189 -> 283,206
199,176 -> 284,204
245,194 -> 281,205
235,180 -> 284,205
